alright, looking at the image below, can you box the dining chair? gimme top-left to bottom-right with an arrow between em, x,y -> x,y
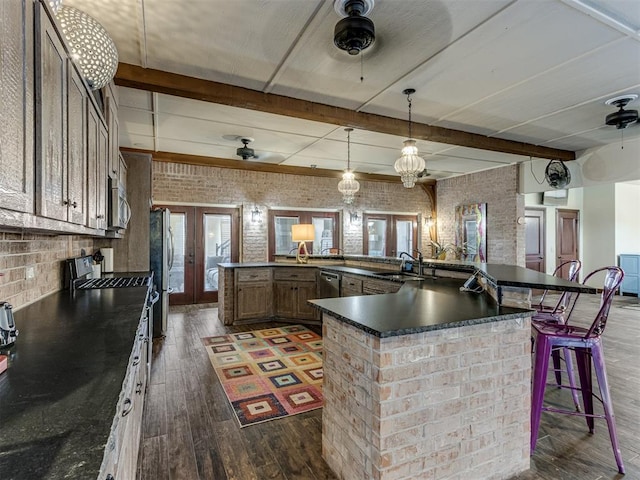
530,266 -> 625,474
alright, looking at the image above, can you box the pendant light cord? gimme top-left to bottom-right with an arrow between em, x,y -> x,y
347,129 -> 351,169
407,91 -> 413,139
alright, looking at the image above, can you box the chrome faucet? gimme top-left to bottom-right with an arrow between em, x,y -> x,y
414,250 -> 424,276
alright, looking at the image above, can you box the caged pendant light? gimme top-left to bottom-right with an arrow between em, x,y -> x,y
337,128 -> 360,205
394,88 -> 426,188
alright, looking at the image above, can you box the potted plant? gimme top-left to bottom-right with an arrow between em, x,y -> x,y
430,241 -> 467,260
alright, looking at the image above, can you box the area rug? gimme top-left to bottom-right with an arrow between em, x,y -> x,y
202,325 -> 323,427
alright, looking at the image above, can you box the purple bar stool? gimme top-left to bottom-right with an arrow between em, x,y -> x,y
530,266 -> 625,474
531,260 -> 582,410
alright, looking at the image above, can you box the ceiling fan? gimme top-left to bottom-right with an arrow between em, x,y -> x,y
605,94 -> 639,129
227,136 -> 285,164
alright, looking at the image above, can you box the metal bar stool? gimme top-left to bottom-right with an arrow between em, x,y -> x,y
531,260 -> 582,410
530,266 -> 625,474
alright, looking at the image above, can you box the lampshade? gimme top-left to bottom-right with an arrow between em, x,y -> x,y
56,5 -> 119,90
291,224 -> 315,242
394,88 -> 426,188
48,0 -> 62,12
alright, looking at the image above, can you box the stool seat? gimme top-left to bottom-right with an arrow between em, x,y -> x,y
530,266 -> 625,475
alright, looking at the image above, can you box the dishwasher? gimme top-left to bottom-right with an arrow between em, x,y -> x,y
318,271 -> 341,298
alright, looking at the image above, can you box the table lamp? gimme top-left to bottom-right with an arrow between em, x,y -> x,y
291,224 -> 315,264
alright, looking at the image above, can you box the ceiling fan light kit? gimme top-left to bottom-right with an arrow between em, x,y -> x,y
394,88 -> 426,188
333,0 -> 375,55
236,137 -> 257,160
604,94 -> 639,130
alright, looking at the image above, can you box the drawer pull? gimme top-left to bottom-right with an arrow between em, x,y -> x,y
121,398 -> 133,417
132,355 -> 141,366
135,381 -> 143,394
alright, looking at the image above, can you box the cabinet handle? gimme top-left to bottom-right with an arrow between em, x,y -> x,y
71,201 -> 78,208
135,381 -> 143,394
97,214 -> 104,219
106,475 -> 114,480
132,355 -> 141,366
121,398 -> 133,417
290,274 -> 298,278
62,200 -> 68,206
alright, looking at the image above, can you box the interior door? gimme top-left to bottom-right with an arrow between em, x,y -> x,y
556,209 -> 579,280
158,205 -> 239,305
525,208 -> 545,272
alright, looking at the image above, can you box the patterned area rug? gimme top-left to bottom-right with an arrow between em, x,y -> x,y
202,325 -> 323,427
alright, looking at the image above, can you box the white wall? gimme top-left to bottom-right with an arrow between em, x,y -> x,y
582,184 -> 616,282
615,183 -> 640,255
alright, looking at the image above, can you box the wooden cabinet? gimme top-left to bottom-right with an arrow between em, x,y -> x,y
106,83 -> 120,179
273,268 -> 319,322
362,277 -> 401,295
99,294 -> 150,480
234,268 -> 272,322
86,100 -> 108,230
619,254 -> 639,296
341,274 -> 363,297
36,4 -> 87,224
0,0 -> 35,215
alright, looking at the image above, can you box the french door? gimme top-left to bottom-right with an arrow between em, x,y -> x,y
158,205 -> 239,305
363,214 -> 418,257
268,210 -> 340,260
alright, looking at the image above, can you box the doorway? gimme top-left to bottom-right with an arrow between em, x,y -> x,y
157,205 -> 239,305
556,209 -> 580,280
525,208 -> 545,272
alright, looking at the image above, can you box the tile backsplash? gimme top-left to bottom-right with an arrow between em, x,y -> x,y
0,232 -> 96,310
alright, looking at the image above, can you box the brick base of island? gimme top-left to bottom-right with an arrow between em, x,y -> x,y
320,310 -> 531,480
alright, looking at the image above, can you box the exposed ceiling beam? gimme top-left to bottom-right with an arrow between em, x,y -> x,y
115,63 -> 576,162
120,147 -> 436,185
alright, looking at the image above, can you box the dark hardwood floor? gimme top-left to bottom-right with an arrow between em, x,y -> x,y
137,295 -> 640,480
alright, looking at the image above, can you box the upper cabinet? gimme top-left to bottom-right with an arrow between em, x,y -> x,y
0,0 -> 118,235
35,3 -> 87,225
0,0 -> 35,214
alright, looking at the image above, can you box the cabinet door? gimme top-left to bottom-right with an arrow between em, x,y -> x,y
274,281 -> 297,318
36,3 -> 67,221
106,89 -> 119,179
296,282 -> 319,320
0,0 -> 34,214
235,282 -> 271,320
96,121 -> 109,230
66,65 -> 87,225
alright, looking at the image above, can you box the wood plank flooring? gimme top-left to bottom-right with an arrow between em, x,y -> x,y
137,295 -> 640,480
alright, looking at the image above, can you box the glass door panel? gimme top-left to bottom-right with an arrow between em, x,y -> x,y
274,216 -> 300,255
395,220 -> 414,256
313,216 -> 335,254
366,219 -> 387,257
203,214 -> 232,292
169,212 -> 187,294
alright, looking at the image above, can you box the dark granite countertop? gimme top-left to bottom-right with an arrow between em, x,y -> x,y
309,276 -> 532,338
0,286 -> 149,480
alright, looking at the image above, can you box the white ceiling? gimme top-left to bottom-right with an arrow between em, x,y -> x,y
65,0 -> 640,181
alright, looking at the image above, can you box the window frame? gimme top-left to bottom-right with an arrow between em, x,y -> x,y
268,209 -> 340,261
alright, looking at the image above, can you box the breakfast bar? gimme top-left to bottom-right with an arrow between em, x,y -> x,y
310,276 -> 533,480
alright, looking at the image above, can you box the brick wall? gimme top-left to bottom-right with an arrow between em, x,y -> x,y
0,233 -> 95,310
151,162 -> 433,260
322,314 -> 531,480
436,164 -> 525,266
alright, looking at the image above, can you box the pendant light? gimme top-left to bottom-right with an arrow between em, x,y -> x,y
394,88 -> 426,188
56,5 -> 119,90
337,128 -> 360,205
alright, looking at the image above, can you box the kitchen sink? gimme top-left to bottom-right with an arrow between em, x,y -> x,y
374,272 -> 424,281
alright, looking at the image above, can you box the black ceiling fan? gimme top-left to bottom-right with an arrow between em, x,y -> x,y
605,94 -> 638,129
236,137 -> 258,160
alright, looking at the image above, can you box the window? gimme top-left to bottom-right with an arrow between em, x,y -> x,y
268,210 -> 340,260
363,213 -> 418,257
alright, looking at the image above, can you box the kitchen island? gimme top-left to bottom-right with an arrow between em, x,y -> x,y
310,276 -> 534,480
0,285 -> 150,480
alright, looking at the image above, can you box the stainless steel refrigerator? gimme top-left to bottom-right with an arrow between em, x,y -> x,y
149,208 -> 174,337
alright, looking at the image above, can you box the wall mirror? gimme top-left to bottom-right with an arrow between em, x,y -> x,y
455,203 -> 487,262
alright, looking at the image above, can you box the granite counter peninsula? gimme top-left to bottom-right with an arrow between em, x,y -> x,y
309,276 -> 534,480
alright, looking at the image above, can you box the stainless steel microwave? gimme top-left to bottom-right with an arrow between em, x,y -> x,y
108,178 -> 130,230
